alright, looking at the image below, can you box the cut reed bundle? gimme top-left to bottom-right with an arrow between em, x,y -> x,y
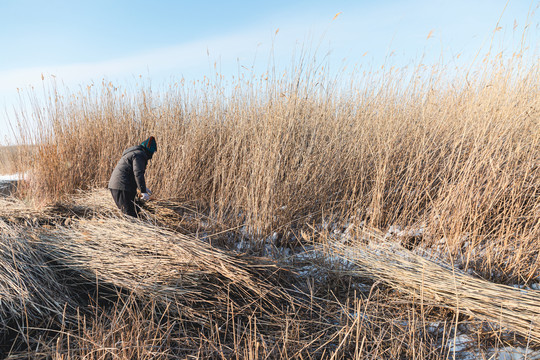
65,188 -> 121,216
332,238 -> 540,343
37,217 -> 280,323
1,189 -> 122,225
0,221 -> 73,330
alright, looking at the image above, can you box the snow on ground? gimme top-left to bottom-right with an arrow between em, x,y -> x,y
496,347 -> 540,360
0,172 -> 25,181
448,334 -> 473,353
446,334 -> 540,359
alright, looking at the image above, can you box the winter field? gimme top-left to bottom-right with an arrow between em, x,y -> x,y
1,52 -> 539,358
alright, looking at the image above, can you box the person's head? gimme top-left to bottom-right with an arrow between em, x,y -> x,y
141,136 -> 157,159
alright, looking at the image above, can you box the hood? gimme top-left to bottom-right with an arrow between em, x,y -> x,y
141,136 -> 157,154
122,145 -> 146,157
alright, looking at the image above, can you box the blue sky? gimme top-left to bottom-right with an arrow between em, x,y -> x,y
0,0 -> 538,145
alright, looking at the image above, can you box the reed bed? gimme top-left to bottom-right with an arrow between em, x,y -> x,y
7,35 -> 539,357
14,52 -> 540,283
331,237 -> 540,343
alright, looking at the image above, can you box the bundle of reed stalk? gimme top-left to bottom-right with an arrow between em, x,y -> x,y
37,217 -> 280,324
0,221 -> 74,330
331,238 -> 540,343
67,188 -> 210,231
65,188 -> 120,216
1,189 -> 125,225
61,189 -> 190,227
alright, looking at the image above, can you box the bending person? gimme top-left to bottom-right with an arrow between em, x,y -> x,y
108,136 -> 157,217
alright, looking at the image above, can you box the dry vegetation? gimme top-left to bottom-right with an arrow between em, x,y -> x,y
0,146 -> 19,174
1,47 -> 539,358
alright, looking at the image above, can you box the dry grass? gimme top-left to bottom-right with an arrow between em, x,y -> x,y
0,189 -> 539,358
331,235 -> 540,343
0,220 -> 73,330
5,41 -> 539,358
0,145 -> 34,175
0,146 -> 18,174
13,53 -> 539,284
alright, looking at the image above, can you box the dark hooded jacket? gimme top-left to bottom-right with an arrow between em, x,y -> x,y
108,145 -> 150,193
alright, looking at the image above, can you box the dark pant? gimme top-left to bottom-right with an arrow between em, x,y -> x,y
110,189 -> 138,217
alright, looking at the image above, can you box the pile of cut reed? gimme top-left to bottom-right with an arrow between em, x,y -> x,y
332,237 -> 540,343
64,188 -> 120,216
0,221 -> 73,331
37,217 -> 281,324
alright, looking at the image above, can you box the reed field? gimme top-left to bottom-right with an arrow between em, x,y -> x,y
1,47 -> 539,358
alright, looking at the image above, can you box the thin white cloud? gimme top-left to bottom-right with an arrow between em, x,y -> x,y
0,29 -> 275,93
0,22 -> 311,144
1,0 -> 535,145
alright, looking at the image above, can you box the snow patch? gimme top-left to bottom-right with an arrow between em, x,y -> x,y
0,173 -> 23,181
497,347 -> 540,360
448,334 -> 473,353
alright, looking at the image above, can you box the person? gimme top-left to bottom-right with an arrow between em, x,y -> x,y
108,136 -> 157,217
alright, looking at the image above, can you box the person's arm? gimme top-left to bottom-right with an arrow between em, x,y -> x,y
133,153 -> 148,194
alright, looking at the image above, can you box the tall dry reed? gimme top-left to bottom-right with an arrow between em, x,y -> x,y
12,52 -> 540,282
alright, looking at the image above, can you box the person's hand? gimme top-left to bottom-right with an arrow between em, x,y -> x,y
146,188 -> 152,196
141,193 -> 150,201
